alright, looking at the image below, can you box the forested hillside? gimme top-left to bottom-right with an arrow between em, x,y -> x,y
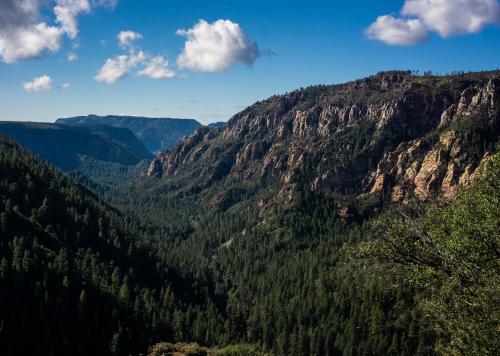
0,136 -> 228,355
0,122 -> 152,171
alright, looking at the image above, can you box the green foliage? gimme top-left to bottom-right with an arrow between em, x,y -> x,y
148,342 -> 265,356
70,156 -> 151,186
359,154 -> 500,355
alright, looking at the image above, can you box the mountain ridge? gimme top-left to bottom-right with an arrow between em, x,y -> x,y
147,70 -> 499,214
57,115 -> 201,153
0,121 -> 153,171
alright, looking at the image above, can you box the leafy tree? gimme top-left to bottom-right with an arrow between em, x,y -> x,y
359,154 -> 500,355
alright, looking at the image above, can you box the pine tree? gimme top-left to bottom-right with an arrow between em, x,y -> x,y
22,249 -> 31,272
79,289 -> 87,311
119,278 -> 130,306
0,256 -> 9,279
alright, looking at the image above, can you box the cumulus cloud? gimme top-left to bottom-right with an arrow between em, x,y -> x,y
137,56 -> 176,79
365,15 -> 428,46
94,51 -> 147,84
0,0 -> 117,63
95,31 -> 176,84
23,75 -> 53,92
402,0 -> 500,37
0,23 -> 63,64
54,0 -> 91,39
366,0 -> 500,45
59,82 -> 71,89
0,1 -> 63,63
118,30 -> 143,48
176,19 -> 260,72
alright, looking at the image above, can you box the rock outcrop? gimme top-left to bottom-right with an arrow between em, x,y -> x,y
366,76 -> 499,201
148,71 -> 500,210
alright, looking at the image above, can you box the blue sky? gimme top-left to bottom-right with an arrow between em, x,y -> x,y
0,0 -> 499,124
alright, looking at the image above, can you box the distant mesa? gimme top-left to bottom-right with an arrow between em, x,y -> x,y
207,121 -> 227,129
56,115 -> 202,154
0,121 -> 152,171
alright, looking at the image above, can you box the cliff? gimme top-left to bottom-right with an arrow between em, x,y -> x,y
147,71 -> 499,212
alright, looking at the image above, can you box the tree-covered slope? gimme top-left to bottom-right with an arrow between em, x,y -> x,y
0,122 -> 153,171
57,115 -> 201,154
0,136 -> 227,355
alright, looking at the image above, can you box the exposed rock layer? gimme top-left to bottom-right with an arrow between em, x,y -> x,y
148,71 -> 499,207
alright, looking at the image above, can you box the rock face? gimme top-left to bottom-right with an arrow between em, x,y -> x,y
365,76 -> 499,201
148,71 -> 500,209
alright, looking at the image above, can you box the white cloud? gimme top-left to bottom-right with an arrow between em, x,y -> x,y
0,0 -> 118,63
23,75 -> 53,92
60,82 -> 71,89
137,56 -> 176,79
176,19 -> 260,72
367,0 -> 500,45
117,30 -> 143,48
0,1 -> 64,63
96,31 -> 176,84
0,23 -> 63,63
67,52 -> 78,61
365,15 -> 428,46
402,0 -> 500,37
94,51 -> 147,84
54,0 -> 91,39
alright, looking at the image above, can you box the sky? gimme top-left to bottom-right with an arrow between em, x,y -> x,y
0,0 -> 499,125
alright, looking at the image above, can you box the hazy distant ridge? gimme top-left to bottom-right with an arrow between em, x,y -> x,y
57,115 -> 201,153
0,122 -> 152,171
